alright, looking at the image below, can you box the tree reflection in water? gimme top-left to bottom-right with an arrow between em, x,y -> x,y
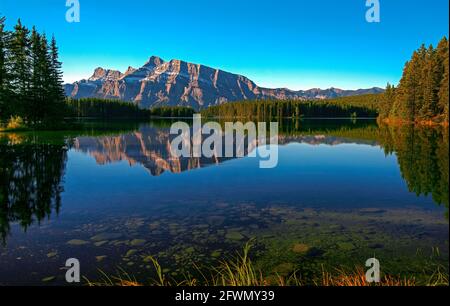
0,134 -> 68,243
0,121 -> 448,244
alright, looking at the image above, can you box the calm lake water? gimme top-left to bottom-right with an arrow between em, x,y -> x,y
0,119 -> 448,285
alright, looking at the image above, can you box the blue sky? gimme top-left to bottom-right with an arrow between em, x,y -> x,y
1,0 -> 448,89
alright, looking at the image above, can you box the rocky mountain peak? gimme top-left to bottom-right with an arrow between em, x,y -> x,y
89,67 -> 123,82
123,66 -> 137,76
144,56 -> 165,68
88,67 -> 107,80
65,56 -> 384,110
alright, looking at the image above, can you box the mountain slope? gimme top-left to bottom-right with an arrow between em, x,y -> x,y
64,56 -> 384,109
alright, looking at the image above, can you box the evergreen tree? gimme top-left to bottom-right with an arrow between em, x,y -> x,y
38,34 -> 52,122
1,16 -> 66,124
380,83 -> 395,118
391,59 -> 413,119
9,19 -> 31,119
0,16 -> 11,117
30,27 -> 43,123
388,37 -> 449,123
415,44 -> 428,114
419,45 -> 439,119
437,37 -> 449,121
48,35 -> 65,120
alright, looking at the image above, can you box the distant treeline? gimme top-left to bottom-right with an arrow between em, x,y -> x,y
201,95 -> 381,119
0,16 -> 65,124
379,37 -> 449,123
66,98 -> 196,118
325,94 -> 384,112
149,106 -> 195,117
66,98 -> 151,118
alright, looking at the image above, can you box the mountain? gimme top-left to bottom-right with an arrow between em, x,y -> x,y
64,56 -> 384,110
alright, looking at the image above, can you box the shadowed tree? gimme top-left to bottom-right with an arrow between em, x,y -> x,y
1,17 -> 66,125
48,35 -> 66,120
9,19 -> 31,119
0,16 -> 11,117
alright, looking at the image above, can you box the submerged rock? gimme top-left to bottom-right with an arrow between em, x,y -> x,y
206,216 -> 225,226
149,222 -> 160,230
130,239 -> 146,246
359,208 -> 386,214
292,243 -> 310,254
125,249 -> 138,257
225,231 -> 244,241
90,233 -> 123,242
46,252 -> 58,258
96,255 -> 107,262
337,242 -> 355,251
67,239 -> 89,246
114,240 -> 129,246
272,263 -> 295,276
185,247 -> 195,253
94,241 -> 108,247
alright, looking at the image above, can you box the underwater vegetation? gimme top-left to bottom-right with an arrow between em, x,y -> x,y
87,242 -> 448,287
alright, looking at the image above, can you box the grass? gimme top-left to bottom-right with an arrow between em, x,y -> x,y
1,115 -> 87,132
319,267 -> 416,286
0,116 -> 29,132
86,242 -> 449,287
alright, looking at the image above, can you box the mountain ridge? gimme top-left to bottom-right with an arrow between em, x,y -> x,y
64,56 -> 384,110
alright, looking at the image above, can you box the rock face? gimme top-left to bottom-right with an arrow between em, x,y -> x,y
64,56 -> 384,110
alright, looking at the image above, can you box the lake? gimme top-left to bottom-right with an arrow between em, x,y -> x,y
0,119 -> 448,285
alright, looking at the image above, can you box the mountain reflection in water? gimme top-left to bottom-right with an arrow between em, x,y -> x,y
1,120 -> 448,242
0,120 -> 448,286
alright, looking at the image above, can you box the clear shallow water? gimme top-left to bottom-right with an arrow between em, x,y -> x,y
0,119 -> 448,285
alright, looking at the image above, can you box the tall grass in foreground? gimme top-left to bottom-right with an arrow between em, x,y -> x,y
86,242 -> 449,287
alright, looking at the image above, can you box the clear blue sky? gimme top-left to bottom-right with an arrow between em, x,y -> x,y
1,0 -> 448,89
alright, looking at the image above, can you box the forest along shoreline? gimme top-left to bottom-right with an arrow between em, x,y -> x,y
1,15 -> 449,130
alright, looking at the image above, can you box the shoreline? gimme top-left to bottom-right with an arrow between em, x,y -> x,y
378,117 -> 449,127
2,117 -> 449,133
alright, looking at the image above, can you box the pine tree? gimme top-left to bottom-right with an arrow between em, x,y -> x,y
391,59 -> 414,120
48,35 -> 65,120
380,83 -> 395,118
437,37 -> 449,121
37,34 -> 55,123
30,27 -> 43,123
9,19 -> 31,119
0,16 -> 10,118
389,37 -> 449,123
419,45 -> 439,119
1,16 -> 65,124
415,44 -> 428,114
